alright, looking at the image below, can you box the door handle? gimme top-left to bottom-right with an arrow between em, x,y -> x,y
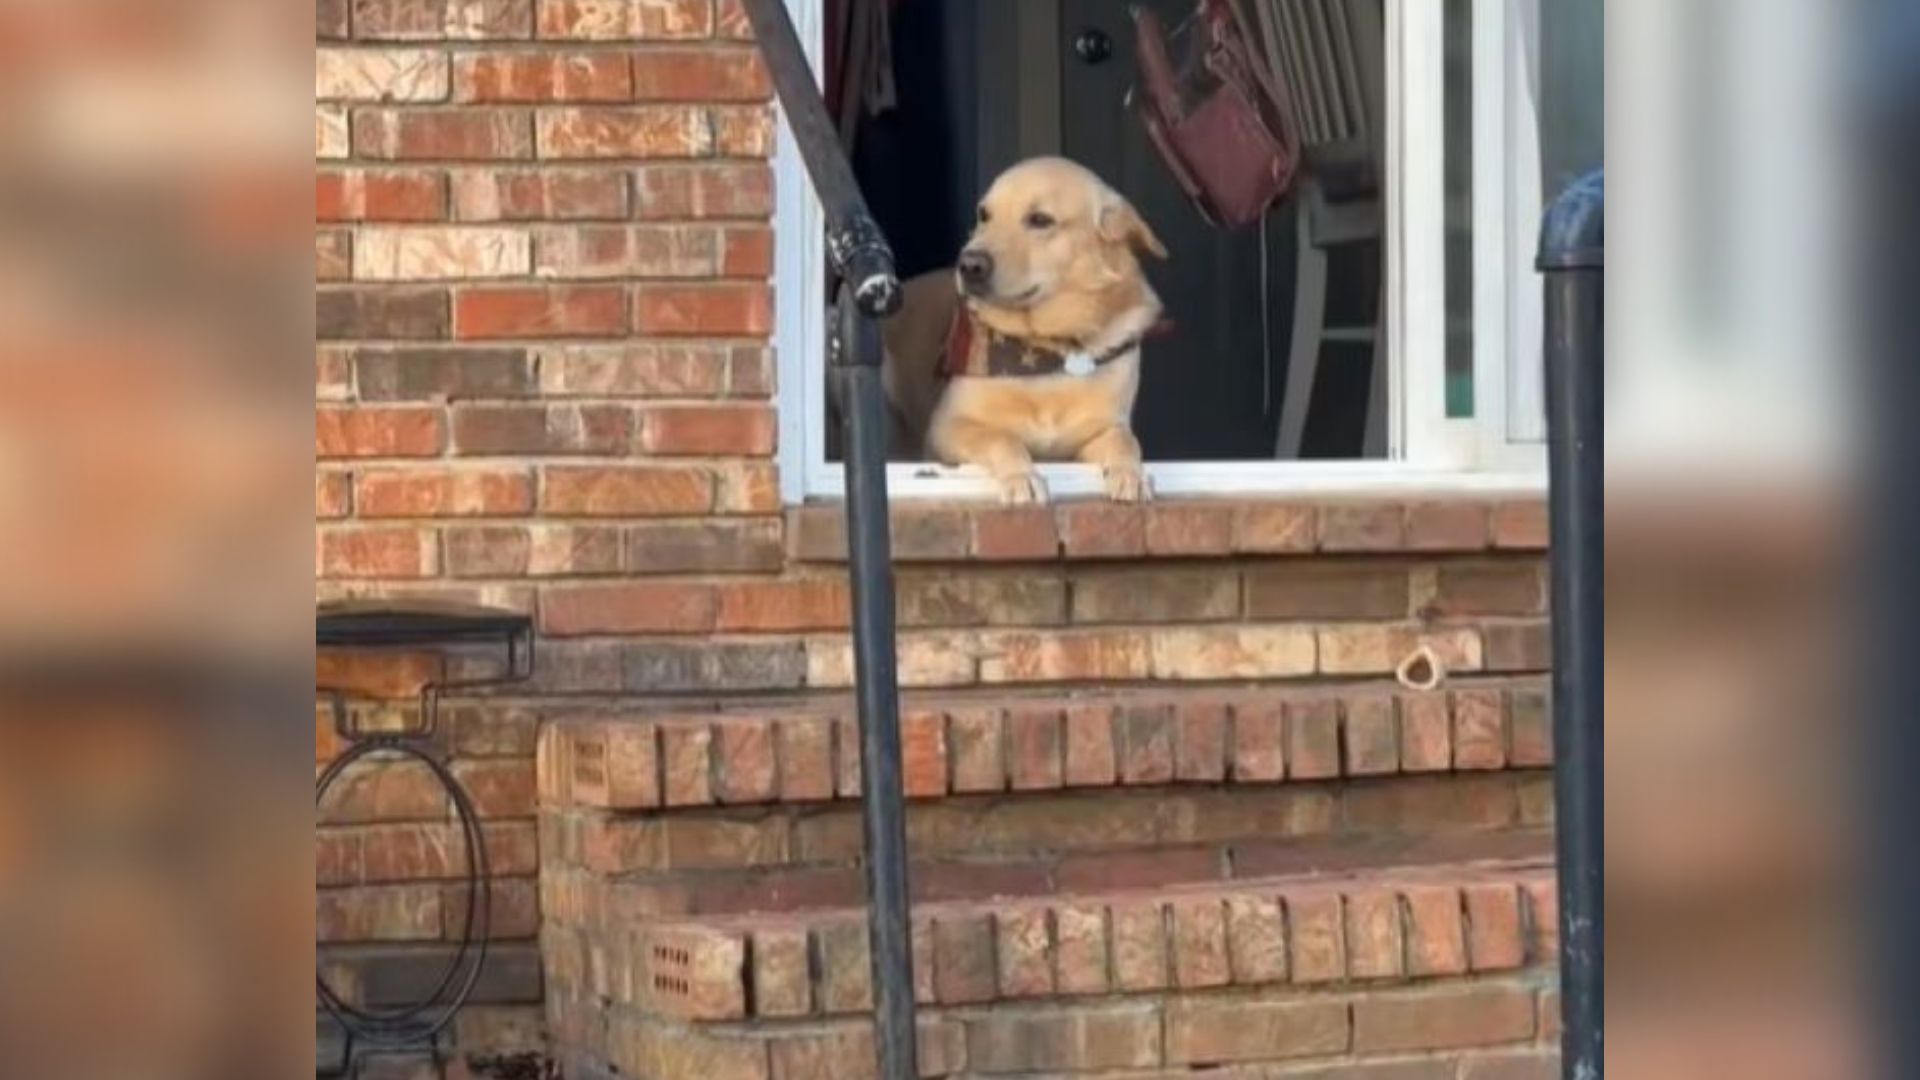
1073,27 -> 1114,65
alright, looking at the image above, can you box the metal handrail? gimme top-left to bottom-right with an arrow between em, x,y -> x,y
735,3 -> 918,1078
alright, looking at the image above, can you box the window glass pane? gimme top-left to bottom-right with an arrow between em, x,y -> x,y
1443,0 -> 1475,419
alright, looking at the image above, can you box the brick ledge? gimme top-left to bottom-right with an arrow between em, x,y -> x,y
787,496 -> 1548,563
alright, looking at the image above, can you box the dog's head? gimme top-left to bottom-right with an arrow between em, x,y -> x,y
956,157 -> 1166,319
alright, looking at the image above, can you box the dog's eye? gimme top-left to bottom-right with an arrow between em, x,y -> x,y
977,205 -> 990,224
1024,211 -> 1056,230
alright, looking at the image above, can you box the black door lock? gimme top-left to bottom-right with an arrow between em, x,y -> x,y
1073,27 -> 1113,64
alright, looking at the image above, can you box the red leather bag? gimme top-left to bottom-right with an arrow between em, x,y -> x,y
1129,0 -> 1300,229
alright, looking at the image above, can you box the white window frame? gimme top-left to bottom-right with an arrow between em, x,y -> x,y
775,0 -> 1547,502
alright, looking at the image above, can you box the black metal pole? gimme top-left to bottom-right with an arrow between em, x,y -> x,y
735,3 -> 915,1078
1538,171 -> 1603,1080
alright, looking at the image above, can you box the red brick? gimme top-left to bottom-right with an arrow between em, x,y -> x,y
540,465 -> 712,514
1344,887 -> 1405,979
1461,1052 -> 1560,1080
444,523 -> 621,576
777,717 -> 835,802
1062,703 -> 1116,787
537,105 -> 709,157
1225,895 -> 1287,984
628,518 -> 784,572
354,467 -> 534,516
451,759 -> 535,818
1231,699 -> 1285,782
319,0 -> 350,38
1171,898 -> 1230,988
1285,697 -> 1340,780
714,461 -> 779,512
833,714 -> 862,797
533,222 -> 722,277
566,720 -> 659,808
1452,689 -> 1508,770
1429,562 -> 1545,616
454,285 -> 627,339
320,526 -> 439,578
354,108 -> 533,159
1320,502 -> 1407,551
1352,987 -> 1535,1053
1144,503 -> 1234,555
317,650 -> 442,700
714,719 -> 777,804
539,581 -> 715,634
317,233 -> 350,288
1057,502 -> 1144,557
1523,880 -> 1558,963
1491,500 -> 1549,549
753,928 -> 811,1017
318,884 -> 444,942
1115,703 -> 1174,785
318,169 -> 447,221
717,579 -> 848,632
1174,700 -> 1229,781
661,723 -> 713,806
716,0 -> 752,38
452,167 -> 629,220
814,921 -> 871,1012
720,225 -> 773,276
353,0 -> 535,40
1404,886 -> 1469,976
769,1020 -> 964,1080
1406,499 -> 1492,550
633,162 -> 774,220
633,283 -> 772,336
1285,892 -> 1347,983
1072,568 -> 1237,623
1483,620 -> 1552,672
1398,692 -> 1453,772
1054,905 -> 1109,994
1344,694 -> 1401,776
711,106 -> 772,155
970,506 -> 1059,560
630,47 -> 770,100
318,286 -> 451,339
1245,562 -> 1410,620
901,709 -> 948,798
981,630 -> 1151,684
947,707 -> 1005,794
890,506 -> 972,560
1507,688 -> 1552,766
1464,883 -> 1526,971
1233,503 -> 1314,553
455,52 -> 630,102
317,471 -> 352,518
931,914 -> 995,1004
729,344 -> 772,395
537,0 -> 711,39
639,404 -> 775,455
451,403 -> 630,455
1006,706 -> 1063,791
1110,901 -> 1169,991
1164,999 -> 1349,1066
353,345 -> 535,400
994,907 -> 1053,997
317,406 -> 445,458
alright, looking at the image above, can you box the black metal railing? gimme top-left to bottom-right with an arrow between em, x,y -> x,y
1538,169 -> 1603,1080
734,3 -> 918,1078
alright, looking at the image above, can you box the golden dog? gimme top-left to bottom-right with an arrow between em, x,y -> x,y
924,157 -> 1167,504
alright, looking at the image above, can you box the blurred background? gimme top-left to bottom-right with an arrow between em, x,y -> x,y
0,0 -> 1916,1076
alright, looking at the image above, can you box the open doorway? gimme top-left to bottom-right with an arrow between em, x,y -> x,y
823,0 -> 1392,464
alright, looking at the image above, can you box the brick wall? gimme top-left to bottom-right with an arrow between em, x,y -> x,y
315,3 -> 1557,1076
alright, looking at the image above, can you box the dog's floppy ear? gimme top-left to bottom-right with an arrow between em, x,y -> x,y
1098,193 -> 1168,259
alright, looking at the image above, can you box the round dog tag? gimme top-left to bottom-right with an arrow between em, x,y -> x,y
1063,352 -> 1096,377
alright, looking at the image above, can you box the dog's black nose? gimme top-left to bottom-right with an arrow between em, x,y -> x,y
957,249 -> 993,286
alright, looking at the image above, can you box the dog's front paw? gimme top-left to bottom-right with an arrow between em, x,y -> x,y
1103,465 -> 1150,502
994,471 -> 1050,505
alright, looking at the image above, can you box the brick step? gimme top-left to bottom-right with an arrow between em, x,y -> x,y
545,834 -> 1555,1025
538,676 -> 1552,812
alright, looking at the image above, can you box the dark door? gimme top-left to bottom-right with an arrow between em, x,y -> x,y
1057,0 -> 1297,461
